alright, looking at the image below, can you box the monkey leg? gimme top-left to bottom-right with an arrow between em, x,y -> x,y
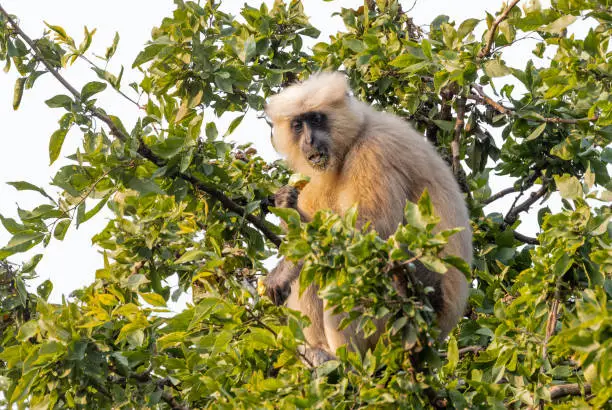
322,306 -> 375,355
285,280 -> 335,366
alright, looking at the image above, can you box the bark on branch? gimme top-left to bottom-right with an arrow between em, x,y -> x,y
0,5 -> 281,247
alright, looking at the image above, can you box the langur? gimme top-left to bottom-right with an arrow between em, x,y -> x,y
264,72 -> 472,365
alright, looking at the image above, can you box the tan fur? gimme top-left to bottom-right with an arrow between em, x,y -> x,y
266,72 -> 472,360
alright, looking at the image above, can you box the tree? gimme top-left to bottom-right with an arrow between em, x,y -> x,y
0,0 -> 610,408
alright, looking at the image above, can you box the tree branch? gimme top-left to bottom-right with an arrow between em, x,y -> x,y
0,5 -> 281,247
483,169 -> 541,205
478,0 -> 522,59
542,297 -> 559,361
469,86 -> 599,124
452,97 -> 466,176
482,186 -> 516,205
503,182 -> 549,226
550,383 -> 591,401
513,231 -> 539,245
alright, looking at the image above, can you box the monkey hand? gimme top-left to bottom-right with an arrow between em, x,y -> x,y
264,269 -> 292,306
264,258 -> 300,305
274,185 -> 299,209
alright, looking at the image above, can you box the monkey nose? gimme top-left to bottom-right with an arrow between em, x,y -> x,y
308,153 -> 323,164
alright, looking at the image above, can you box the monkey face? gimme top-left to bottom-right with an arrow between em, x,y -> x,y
289,111 -> 332,171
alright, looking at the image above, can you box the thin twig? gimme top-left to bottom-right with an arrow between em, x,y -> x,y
79,55 -> 144,109
440,345 -> 485,358
478,0 -> 522,59
0,5 -> 281,247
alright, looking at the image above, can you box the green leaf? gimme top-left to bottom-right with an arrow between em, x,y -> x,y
157,332 -> 187,350
540,15 -> 576,34
175,249 -> 206,264
105,32 -> 120,60
419,255 -> 448,273
432,120 -> 455,131
22,254 -> 43,273
225,114 -> 245,136
458,18 -> 480,39
37,279 -> 53,300
344,38 -> 365,53
13,77 -> 25,110
140,292 -> 167,307
554,174 -> 582,199
7,181 -> 54,202
44,22 -> 69,41
17,321 -> 39,341
45,94 -> 73,109
389,54 -> 421,68
0,214 -> 25,234
151,137 -> 184,159
81,81 -> 107,100
421,38 -> 432,59
242,35 -> 257,63
484,60 -> 510,78
525,122 -> 546,141
127,178 -> 165,195
215,74 -> 233,93
446,335 -> 459,371
53,219 -> 70,240
206,122 -> 218,140
6,231 -> 44,250
132,43 -> 165,67
126,274 -> 149,290
81,194 -> 110,223
49,128 -> 68,164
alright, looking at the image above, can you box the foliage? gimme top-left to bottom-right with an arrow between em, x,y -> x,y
0,0 -> 610,408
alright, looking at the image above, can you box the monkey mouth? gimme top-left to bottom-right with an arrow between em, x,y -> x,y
307,152 -> 329,169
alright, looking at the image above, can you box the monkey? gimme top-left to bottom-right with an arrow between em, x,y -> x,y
263,72 -> 472,366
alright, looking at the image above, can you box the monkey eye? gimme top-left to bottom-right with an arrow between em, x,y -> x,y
291,119 -> 303,134
311,112 -> 324,126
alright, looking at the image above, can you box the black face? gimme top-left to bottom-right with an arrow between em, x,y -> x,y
291,111 -> 331,170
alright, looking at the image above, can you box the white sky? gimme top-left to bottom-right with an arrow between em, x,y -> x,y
0,0 -> 564,303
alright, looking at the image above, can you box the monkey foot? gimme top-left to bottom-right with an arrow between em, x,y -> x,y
298,345 -> 335,367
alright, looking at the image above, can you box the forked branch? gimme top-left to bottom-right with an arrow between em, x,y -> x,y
478,0 -> 522,59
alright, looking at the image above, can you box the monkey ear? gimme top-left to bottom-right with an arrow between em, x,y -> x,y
265,72 -> 349,121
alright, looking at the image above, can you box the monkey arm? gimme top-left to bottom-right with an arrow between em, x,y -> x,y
264,185 -> 308,305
